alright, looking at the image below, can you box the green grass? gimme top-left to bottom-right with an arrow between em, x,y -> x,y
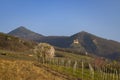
0,49 -> 35,61
43,63 -> 120,80
55,50 -> 93,61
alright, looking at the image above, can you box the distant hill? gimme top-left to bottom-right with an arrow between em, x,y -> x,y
0,32 -> 36,52
8,26 -> 43,41
37,36 -> 71,48
70,31 -> 120,60
8,27 -> 120,60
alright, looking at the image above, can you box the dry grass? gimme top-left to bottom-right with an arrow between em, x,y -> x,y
0,59 -> 66,80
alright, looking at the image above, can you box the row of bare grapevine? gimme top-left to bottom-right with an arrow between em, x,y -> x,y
37,57 -> 120,80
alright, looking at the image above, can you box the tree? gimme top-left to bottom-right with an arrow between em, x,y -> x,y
33,43 -> 55,63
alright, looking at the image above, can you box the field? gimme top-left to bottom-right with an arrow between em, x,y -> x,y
0,49 -> 120,80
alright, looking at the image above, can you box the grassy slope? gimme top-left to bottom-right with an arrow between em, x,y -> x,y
0,32 -> 37,52
0,59 -> 67,80
0,49 -> 70,80
0,49 -> 94,80
0,49 -> 119,80
55,50 -> 93,61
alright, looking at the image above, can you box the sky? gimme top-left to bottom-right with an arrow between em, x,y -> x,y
0,0 -> 120,42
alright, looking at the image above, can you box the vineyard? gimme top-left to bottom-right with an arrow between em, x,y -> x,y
36,53 -> 120,80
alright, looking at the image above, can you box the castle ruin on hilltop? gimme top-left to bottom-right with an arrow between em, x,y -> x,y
73,39 -> 79,44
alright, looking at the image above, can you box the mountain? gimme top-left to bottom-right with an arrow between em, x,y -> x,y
8,26 -> 72,47
70,31 -> 120,59
0,32 -> 36,52
37,36 -> 71,48
8,27 -> 120,60
8,26 -> 43,41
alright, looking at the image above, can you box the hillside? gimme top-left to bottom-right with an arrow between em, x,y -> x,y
0,38 -> 95,80
0,48 -> 119,80
37,36 -> 71,48
71,31 -> 120,59
8,27 -> 120,60
0,59 -> 67,80
0,32 -> 36,52
8,26 -> 43,41
0,32 -> 119,80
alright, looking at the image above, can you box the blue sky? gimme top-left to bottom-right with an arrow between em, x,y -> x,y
0,0 -> 120,42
